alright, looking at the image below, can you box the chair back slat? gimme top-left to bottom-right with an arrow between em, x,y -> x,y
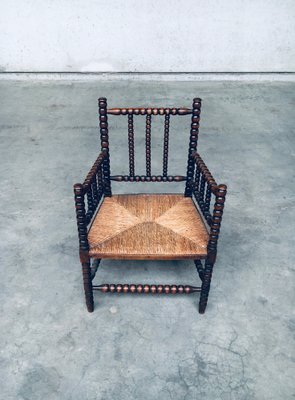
128,114 -> 135,175
162,114 -> 170,176
145,115 -> 152,176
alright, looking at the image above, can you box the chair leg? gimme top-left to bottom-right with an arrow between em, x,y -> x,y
198,262 -> 213,314
81,259 -> 94,312
90,259 -> 101,280
195,260 -> 205,281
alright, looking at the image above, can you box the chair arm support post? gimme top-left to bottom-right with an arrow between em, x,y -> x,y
195,260 -> 205,281
73,183 -> 89,252
199,183 -> 227,314
207,184 -> 227,263
74,186 -> 94,312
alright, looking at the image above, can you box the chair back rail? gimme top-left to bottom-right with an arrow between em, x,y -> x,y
110,175 -> 186,182
107,107 -> 192,115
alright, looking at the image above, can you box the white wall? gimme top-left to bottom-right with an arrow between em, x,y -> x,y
0,0 -> 294,73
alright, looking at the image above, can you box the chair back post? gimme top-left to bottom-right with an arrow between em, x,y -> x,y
184,98 -> 202,197
98,97 -> 112,196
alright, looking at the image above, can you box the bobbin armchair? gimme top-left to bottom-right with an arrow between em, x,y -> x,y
74,97 -> 227,314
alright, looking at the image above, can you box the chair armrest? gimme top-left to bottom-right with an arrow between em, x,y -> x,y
191,152 -> 227,262
82,151 -> 106,191
73,152 -> 106,251
82,151 -> 106,224
192,152 -> 219,195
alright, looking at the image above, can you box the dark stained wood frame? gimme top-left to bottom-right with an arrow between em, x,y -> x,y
73,97 -> 227,314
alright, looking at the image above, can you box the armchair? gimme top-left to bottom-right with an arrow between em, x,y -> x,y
73,97 -> 227,313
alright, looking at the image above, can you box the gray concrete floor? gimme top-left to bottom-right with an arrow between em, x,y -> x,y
0,80 -> 294,400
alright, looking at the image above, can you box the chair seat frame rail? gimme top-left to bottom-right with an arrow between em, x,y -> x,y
73,97 -> 227,314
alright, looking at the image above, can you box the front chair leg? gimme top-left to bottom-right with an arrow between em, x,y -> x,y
195,260 -> 205,281
81,259 -> 94,312
198,262 -> 214,314
90,258 -> 101,280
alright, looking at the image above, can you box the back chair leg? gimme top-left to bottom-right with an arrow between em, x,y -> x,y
81,258 -> 94,312
198,261 -> 214,314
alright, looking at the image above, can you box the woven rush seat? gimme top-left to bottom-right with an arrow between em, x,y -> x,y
88,194 -> 209,260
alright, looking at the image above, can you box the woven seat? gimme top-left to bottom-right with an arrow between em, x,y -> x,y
73,97 -> 227,314
88,194 -> 209,259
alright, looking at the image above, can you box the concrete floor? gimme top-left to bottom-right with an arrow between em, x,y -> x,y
0,79 -> 294,400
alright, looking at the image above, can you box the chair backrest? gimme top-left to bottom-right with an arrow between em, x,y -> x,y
98,97 -> 202,193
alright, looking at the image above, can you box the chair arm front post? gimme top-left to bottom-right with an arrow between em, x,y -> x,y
192,152 -> 227,313
191,151 -> 227,252
73,151 -> 106,252
207,184 -> 227,264
74,152 -> 107,312
73,183 -> 89,256
198,184 -> 227,314
73,183 -> 94,311
73,151 -> 106,312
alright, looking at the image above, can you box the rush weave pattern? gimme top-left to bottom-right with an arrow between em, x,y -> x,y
88,194 -> 209,260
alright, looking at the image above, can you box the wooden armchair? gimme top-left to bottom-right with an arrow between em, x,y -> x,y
73,97 -> 227,314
